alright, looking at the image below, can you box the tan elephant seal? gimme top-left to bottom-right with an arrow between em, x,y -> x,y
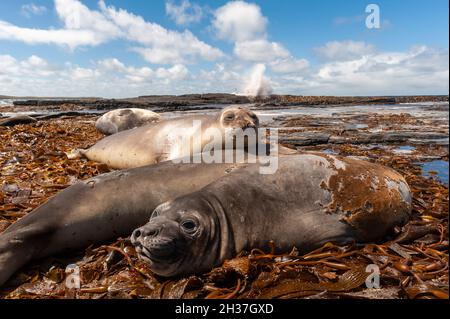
95,108 -> 161,135
69,106 -> 260,169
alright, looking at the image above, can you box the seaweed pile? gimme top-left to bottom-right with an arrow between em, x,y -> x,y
0,115 -> 448,299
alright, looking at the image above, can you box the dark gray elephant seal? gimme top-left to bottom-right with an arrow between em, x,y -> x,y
68,106 -> 259,169
96,108 -> 161,135
0,160 -> 255,287
0,115 -> 37,127
0,152 -> 411,286
131,153 -> 412,277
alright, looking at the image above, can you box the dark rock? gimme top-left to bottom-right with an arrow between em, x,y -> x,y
279,131 -> 449,146
329,132 -> 449,145
279,132 -> 331,146
12,94 -> 253,112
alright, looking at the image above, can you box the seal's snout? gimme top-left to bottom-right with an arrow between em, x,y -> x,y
244,121 -> 257,129
132,224 -> 161,242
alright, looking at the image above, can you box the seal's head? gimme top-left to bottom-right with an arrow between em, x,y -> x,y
218,106 -> 260,147
219,106 -> 259,130
131,195 -> 226,277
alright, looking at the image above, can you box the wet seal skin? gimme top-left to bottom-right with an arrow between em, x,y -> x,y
69,106 -> 260,169
95,108 -> 161,135
131,153 -> 412,277
0,115 -> 37,127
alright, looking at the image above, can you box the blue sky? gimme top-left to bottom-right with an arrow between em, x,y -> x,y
0,0 -> 448,97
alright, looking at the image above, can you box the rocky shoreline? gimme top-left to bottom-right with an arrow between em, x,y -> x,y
3,94 -> 448,113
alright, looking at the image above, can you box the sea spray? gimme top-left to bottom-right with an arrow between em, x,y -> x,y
242,64 -> 272,97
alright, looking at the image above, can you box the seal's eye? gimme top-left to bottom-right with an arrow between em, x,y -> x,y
181,219 -> 197,234
150,210 -> 160,220
224,113 -> 235,121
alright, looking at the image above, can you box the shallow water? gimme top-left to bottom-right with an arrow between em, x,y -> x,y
322,149 -> 339,155
255,102 -> 449,125
419,160 -> 449,185
0,99 -> 15,107
393,145 -> 416,154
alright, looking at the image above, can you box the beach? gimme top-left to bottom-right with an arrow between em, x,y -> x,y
0,99 -> 448,299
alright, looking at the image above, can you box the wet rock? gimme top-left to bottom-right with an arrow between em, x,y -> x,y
279,132 -> 330,146
329,132 -> 449,145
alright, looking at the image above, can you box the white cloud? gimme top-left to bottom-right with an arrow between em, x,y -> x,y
99,0 -> 223,64
165,0 -> 204,26
0,55 -> 193,97
197,63 -> 241,92
20,55 -> 59,76
0,20 -> 107,50
71,67 -> 98,80
21,3 -> 48,17
55,0 -> 121,38
270,58 -> 310,74
213,1 -> 267,42
315,40 -> 376,61
131,47 -> 187,65
213,0 -> 310,74
155,64 -> 189,81
0,0 -> 119,49
234,39 -> 289,62
97,58 -> 127,73
97,58 -> 189,82
0,0 -> 223,64
280,45 -> 449,96
0,55 -> 19,75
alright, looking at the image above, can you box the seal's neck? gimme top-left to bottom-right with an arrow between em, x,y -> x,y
201,192 -> 236,265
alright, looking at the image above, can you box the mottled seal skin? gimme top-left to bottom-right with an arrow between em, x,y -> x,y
95,108 -> 161,135
0,115 -> 37,127
0,161 -> 251,287
131,153 -> 412,277
71,106 -> 259,169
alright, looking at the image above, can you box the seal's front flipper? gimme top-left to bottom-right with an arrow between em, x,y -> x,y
0,225 -> 51,287
278,145 -> 298,155
0,233 -> 35,287
66,149 -> 87,160
0,251 -> 29,287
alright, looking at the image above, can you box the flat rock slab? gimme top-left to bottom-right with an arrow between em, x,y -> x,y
279,131 -> 449,146
279,132 -> 331,146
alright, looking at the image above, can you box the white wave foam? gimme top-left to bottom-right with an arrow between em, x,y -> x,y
240,64 -> 272,97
